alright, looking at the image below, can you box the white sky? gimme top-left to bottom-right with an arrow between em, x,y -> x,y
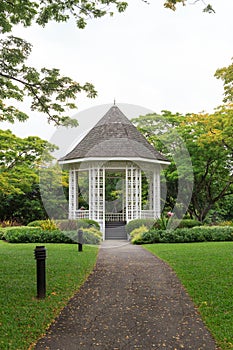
2,0 -> 233,142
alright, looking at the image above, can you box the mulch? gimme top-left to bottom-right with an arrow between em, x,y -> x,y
35,241 -> 219,350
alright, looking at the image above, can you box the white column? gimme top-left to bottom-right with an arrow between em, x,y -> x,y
125,166 -> 129,222
138,167 -> 142,219
89,166 -> 95,220
153,167 -> 161,218
89,163 -> 104,225
69,169 -> 76,219
126,164 -> 141,221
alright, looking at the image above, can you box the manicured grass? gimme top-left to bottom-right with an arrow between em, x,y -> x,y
144,242 -> 233,350
0,241 -> 98,350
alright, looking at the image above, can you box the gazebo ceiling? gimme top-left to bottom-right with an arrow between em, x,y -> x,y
59,105 -> 169,164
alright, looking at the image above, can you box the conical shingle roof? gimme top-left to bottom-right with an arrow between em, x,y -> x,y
60,105 -> 168,163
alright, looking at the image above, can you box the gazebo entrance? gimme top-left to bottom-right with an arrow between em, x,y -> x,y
70,160 -> 161,239
105,169 -> 125,223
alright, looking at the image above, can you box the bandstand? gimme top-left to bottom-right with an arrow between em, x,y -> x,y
59,105 -> 169,239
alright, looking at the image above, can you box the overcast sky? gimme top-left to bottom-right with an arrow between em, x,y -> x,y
2,0 -> 233,142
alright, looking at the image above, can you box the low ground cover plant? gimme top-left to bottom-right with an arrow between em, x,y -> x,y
130,225 -> 149,240
0,242 -> 98,350
144,242 -> 233,350
125,219 -> 156,235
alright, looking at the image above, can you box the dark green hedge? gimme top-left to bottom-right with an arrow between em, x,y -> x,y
1,226 -> 101,244
132,226 -> 233,244
126,218 -> 201,235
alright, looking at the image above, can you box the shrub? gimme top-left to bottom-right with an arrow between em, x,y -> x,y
40,219 -> 58,231
56,219 -> 100,231
130,225 -> 149,244
0,220 -> 21,227
0,227 -> 5,239
27,220 -> 46,227
177,219 -> 202,229
130,225 -> 148,239
216,221 -> 233,227
3,227 -> 47,243
2,226 -> 102,244
62,228 -> 101,245
125,219 -> 158,235
132,226 -> 233,244
2,226 -> 70,243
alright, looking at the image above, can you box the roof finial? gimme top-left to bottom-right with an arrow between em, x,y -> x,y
114,98 -> 116,105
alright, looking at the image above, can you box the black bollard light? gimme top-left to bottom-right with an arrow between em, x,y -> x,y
77,229 -> 83,252
34,246 -> 47,299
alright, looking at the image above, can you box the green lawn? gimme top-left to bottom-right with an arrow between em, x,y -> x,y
0,241 -> 99,350
144,242 -> 233,350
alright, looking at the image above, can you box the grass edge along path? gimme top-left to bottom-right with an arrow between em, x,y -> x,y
144,242 -> 233,350
0,241 -> 99,350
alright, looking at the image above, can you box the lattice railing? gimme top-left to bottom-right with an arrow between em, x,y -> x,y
105,213 -> 125,222
75,210 -> 90,219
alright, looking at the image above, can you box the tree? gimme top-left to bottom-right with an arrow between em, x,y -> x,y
0,129 -> 56,194
0,130 -> 61,223
0,0 -> 214,127
215,60 -> 233,104
132,109 -> 233,222
39,164 -> 69,220
0,1 -> 128,127
163,0 -> 214,13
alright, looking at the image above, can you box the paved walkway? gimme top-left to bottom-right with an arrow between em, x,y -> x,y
35,241 -> 219,350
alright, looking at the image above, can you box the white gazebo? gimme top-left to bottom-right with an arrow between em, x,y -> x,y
59,105 -> 169,239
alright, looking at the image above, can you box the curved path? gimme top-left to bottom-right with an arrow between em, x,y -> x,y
35,241 -> 219,350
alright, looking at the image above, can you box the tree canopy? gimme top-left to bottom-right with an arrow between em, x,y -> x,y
0,0 -> 215,127
132,109 -> 233,222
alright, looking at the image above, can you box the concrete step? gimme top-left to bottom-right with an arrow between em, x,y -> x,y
105,224 -> 127,240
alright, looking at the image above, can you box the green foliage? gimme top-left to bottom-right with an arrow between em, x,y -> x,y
130,225 -> 148,238
133,109 -> 233,222
126,218 -> 201,237
0,242 -> 98,350
27,220 -> 47,227
56,219 -> 100,231
2,227 -> 73,244
0,1 -> 128,33
40,219 -> 59,231
39,164 -> 69,220
77,219 -> 100,230
216,221 -> 233,227
0,0 -> 214,126
0,219 -> 20,227
125,219 -> 158,235
132,226 -> 233,244
215,60 -> 233,104
2,223 -> 101,244
0,1 -> 129,125
130,225 -> 149,244
0,130 -> 56,194
164,0 -> 214,13
66,228 -> 102,245
176,219 -> 202,228
32,218 -> 101,232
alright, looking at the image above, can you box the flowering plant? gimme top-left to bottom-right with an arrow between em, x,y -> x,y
159,211 -> 174,230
